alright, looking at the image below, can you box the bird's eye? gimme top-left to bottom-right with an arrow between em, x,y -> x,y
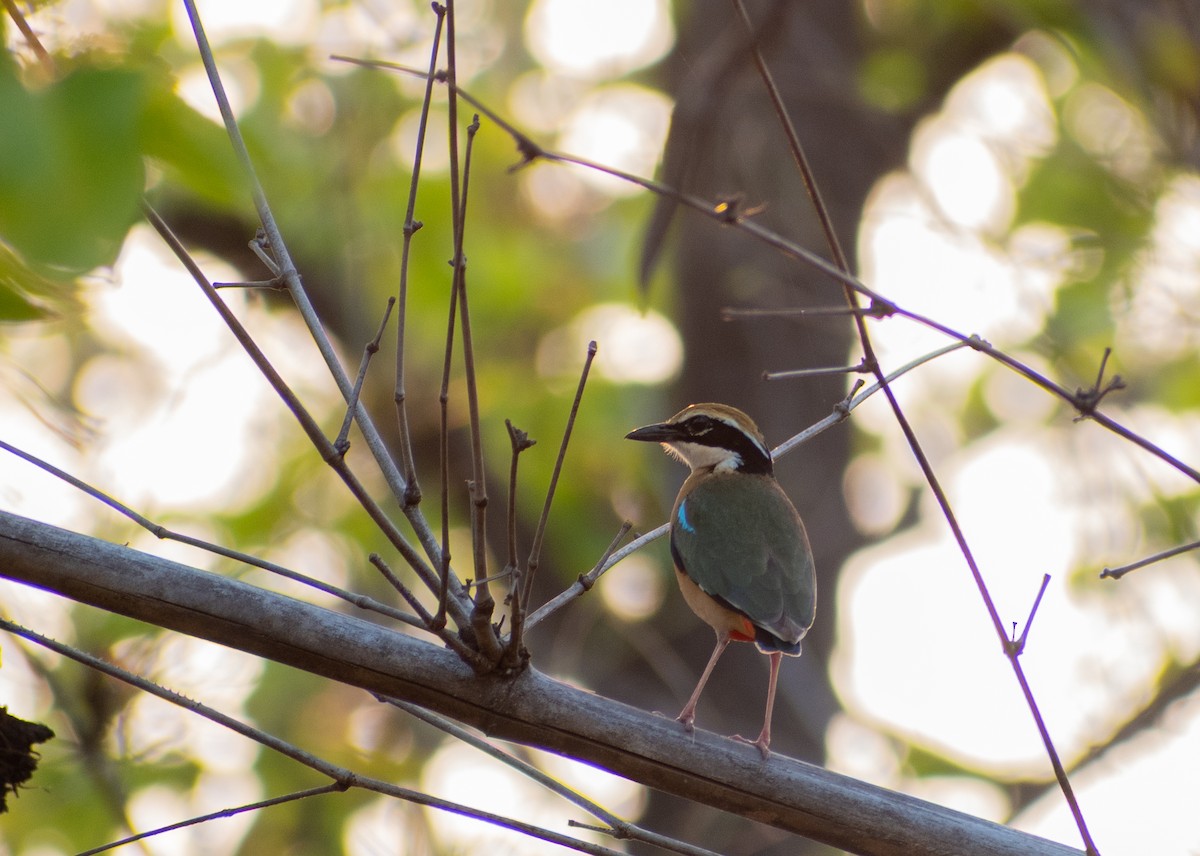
685,416 -> 714,436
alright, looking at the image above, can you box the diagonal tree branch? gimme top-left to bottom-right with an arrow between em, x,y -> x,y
0,509 -> 1082,856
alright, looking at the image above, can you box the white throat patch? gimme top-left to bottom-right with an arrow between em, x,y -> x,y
664,440 -> 742,472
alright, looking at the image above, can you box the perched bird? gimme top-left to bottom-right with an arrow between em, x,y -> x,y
626,403 -> 816,758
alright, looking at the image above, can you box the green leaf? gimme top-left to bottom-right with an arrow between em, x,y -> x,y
0,59 -> 146,274
140,79 -> 246,210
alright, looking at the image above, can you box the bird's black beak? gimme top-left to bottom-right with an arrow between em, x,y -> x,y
625,422 -> 681,443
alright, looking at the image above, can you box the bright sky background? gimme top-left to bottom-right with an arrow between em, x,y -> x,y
4,2 -> 1200,855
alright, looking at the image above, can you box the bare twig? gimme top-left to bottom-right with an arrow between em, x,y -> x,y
435,238 -> 459,630
501,420 -> 537,670
729,0 -> 848,270
369,554 -> 489,671
519,521 -> 635,635
1007,574 -> 1052,655
212,278 -> 286,290
77,786 -> 344,856
1100,538 -> 1200,580
521,341 -> 598,606
504,420 -> 537,572
393,2 -> 448,507
335,297 -> 395,455
764,358 -> 870,381
722,302 -> 895,320
451,113 -> 504,665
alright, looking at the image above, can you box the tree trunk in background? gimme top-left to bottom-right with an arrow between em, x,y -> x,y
624,3 -> 1016,851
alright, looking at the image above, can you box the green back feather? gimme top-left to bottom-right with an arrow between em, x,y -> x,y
671,472 -> 816,648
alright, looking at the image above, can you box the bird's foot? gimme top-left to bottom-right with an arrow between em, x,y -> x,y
731,733 -> 771,760
675,711 -> 697,734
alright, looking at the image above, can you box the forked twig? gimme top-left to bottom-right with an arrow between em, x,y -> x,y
521,521 -> 656,635
501,419 -> 537,669
1007,574 -> 1052,655
335,297 -> 395,454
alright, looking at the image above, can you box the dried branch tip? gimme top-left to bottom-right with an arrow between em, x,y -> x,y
505,419 -> 537,452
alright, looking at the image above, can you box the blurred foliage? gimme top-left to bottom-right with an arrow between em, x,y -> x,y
1,0 -> 1199,854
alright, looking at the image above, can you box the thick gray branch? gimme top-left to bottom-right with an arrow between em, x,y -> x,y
0,510 -> 1082,856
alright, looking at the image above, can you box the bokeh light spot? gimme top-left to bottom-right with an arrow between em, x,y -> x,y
524,0 -> 673,80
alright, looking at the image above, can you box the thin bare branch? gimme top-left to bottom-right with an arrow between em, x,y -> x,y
504,420 -> 537,572
521,521 -> 637,635
435,229 -> 459,630
729,0 -> 849,271
521,340 -> 598,607
369,554 -> 490,672
2,0 -> 55,76
387,698 -> 723,856
502,420 -> 537,670
0,616 -> 625,856
212,278 -> 286,290
1100,538 -> 1200,580
1008,574 -> 1052,655
335,297 -> 395,455
451,112 -> 503,665
722,302 -> 894,320
764,359 -> 870,381
77,786 -> 344,856
394,2 -> 448,507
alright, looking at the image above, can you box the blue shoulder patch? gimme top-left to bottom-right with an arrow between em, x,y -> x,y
676,500 -> 696,533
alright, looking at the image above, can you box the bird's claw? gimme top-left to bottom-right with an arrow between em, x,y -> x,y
732,733 -> 771,760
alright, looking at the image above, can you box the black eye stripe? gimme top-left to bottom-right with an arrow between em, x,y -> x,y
676,416 -> 772,474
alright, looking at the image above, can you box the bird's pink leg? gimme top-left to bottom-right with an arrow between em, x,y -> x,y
676,633 -> 730,732
734,651 -> 782,759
